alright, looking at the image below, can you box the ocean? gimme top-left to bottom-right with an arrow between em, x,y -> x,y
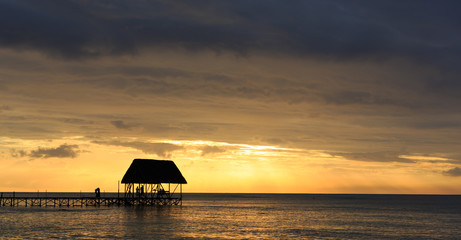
0,193 -> 460,239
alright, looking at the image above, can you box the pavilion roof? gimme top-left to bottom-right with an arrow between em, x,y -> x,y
121,159 -> 187,184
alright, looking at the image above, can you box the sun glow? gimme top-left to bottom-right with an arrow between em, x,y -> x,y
1,136 -> 460,194
399,155 -> 452,161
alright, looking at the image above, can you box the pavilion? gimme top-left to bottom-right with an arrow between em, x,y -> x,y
121,159 -> 187,205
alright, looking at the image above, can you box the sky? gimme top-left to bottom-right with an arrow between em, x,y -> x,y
1,0 -> 461,194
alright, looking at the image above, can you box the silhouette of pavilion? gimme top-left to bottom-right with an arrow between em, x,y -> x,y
121,159 -> 187,205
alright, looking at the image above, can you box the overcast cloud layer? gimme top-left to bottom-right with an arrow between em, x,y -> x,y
2,1 -> 461,65
1,0 -> 461,192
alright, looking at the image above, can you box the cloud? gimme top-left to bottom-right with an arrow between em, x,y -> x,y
111,120 -> 135,130
330,151 -> 413,163
443,167 -> 461,177
1,0 -> 460,72
264,138 -> 286,145
200,145 -> 226,156
10,149 -> 27,158
29,144 -> 79,158
93,140 -> 183,158
10,144 -> 80,159
57,118 -> 94,125
323,91 -> 398,106
0,105 -> 12,113
1,1 -> 461,193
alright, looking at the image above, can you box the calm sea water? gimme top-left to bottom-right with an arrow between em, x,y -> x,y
1,193 -> 460,239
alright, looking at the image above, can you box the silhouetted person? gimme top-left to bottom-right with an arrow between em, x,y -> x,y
140,186 -> 144,196
95,188 -> 100,198
136,186 -> 139,197
158,189 -> 165,196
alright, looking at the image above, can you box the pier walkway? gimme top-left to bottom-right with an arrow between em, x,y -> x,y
0,194 -> 182,207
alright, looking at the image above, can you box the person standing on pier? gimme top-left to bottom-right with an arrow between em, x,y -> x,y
95,188 -> 100,198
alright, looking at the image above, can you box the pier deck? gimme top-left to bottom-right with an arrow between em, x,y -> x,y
0,195 -> 182,207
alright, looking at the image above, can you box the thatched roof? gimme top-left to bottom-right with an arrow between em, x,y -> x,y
121,159 -> 187,184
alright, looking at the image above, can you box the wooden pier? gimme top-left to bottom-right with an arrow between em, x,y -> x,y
0,195 -> 182,207
1,159 -> 187,208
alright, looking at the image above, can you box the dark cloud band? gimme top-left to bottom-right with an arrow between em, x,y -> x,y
1,0 -> 461,71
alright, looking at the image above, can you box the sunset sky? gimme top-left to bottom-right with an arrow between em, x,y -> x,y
1,0 -> 461,194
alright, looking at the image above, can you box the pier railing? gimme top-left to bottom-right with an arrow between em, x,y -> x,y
0,192 -> 182,207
